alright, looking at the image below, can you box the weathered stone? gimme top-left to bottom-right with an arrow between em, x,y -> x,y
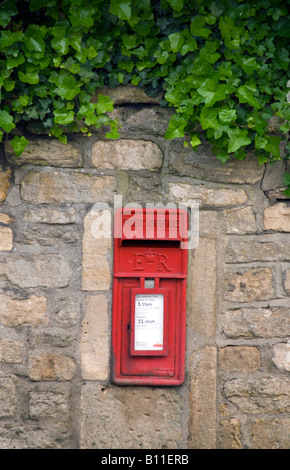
82,208 -> 112,291
55,297 -> 79,327
81,295 -> 109,380
4,254 -> 72,288
272,342 -> 290,372
223,377 -> 290,413
284,270 -> 290,295
219,346 -> 260,373
0,294 -> 48,327
23,225 -> 79,245
21,170 -> 116,204
261,161 -> 286,191
92,85 -> 162,105
264,203 -> 290,232
30,330 -> 74,348
0,226 -> 13,251
81,385 -> 183,449
29,353 -> 77,381
29,390 -> 69,419
224,268 -> 274,302
92,139 -> 163,170
0,165 -> 12,202
221,307 -> 290,339
189,238 -> 216,336
218,419 -> 242,449
0,213 -> 13,224
5,139 -> 83,168
188,346 -> 217,449
0,373 -> 17,418
252,418 -> 290,449
24,208 -> 76,224
169,182 -> 248,207
225,238 -> 290,263
109,106 -> 172,135
0,339 -> 23,363
168,142 -> 264,184
224,206 -> 257,234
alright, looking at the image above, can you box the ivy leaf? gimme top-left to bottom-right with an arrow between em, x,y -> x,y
190,134 -> 201,148
18,70 -> 40,85
190,17 -> 211,38
219,107 -> 237,123
0,110 -> 15,133
96,95 -> 114,114
236,85 -> 261,109
168,0 -> 184,12
168,32 -> 184,53
164,114 -> 187,139
227,128 -> 251,153
10,136 -> 29,157
199,107 -> 219,130
110,0 -> 132,21
54,109 -> 75,125
55,71 -> 81,100
283,172 -> 290,186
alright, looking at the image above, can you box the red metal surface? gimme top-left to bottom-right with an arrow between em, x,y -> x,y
111,208 -> 188,386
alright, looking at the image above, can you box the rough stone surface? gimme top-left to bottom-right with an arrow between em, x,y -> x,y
272,342 -> 290,372
81,295 -> 109,380
224,268 -> 274,302
0,373 -> 17,418
92,85 -> 162,105
0,213 -> 13,224
219,346 -> 260,373
82,209 -> 112,291
225,238 -> 290,263
29,353 -> 77,381
224,206 -> 257,234
189,238 -> 216,336
0,339 -> 23,363
92,139 -> 163,170
5,139 -> 82,167
24,208 -> 76,224
284,270 -> 290,295
3,254 -> 72,288
251,418 -> 290,449
21,170 -> 116,204
0,165 -> 12,202
223,377 -> 290,413
188,346 -> 217,449
81,385 -> 183,449
218,419 -> 242,449
0,226 -> 13,251
28,390 -> 69,419
0,294 -> 48,327
263,203 -> 290,232
221,307 -> 290,339
169,182 -> 248,207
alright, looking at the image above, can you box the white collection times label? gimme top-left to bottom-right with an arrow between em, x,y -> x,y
134,294 -> 164,351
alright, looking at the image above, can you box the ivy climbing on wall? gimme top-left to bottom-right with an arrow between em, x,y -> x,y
0,0 -> 289,191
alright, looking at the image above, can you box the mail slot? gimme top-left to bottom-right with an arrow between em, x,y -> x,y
111,207 -> 188,386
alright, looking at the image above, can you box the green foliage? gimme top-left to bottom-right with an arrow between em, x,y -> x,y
0,0 -> 289,188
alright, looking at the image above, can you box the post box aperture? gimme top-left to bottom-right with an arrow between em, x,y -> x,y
111,208 -> 188,386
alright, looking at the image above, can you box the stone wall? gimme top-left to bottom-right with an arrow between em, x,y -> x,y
0,88 -> 289,449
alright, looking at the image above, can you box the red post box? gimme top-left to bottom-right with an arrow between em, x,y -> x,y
111,207 -> 188,386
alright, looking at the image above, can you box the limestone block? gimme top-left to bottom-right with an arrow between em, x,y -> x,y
219,346 -> 260,373
24,208 -> 76,224
0,339 -> 23,363
221,306 -> 290,339
81,385 -> 183,449
224,268 -> 274,302
0,294 -> 48,327
82,209 -> 112,291
0,226 -> 13,251
92,139 -> 163,170
225,239 -> 290,263
81,295 -> 109,380
0,373 -> 17,418
264,203 -> 290,232
284,270 -> 290,295
272,342 -> 290,372
188,346 -> 217,449
252,418 -> 290,449
29,390 -> 69,419
21,170 -> 116,204
0,166 -> 12,202
223,377 -> 290,413
4,254 -> 72,288
0,213 -> 13,224
189,238 -> 216,336
29,353 -> 77,381
224,206 -> 257,234
169,182 -> 248,207
218,419 -> 242,449
5,139 -> 83,167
